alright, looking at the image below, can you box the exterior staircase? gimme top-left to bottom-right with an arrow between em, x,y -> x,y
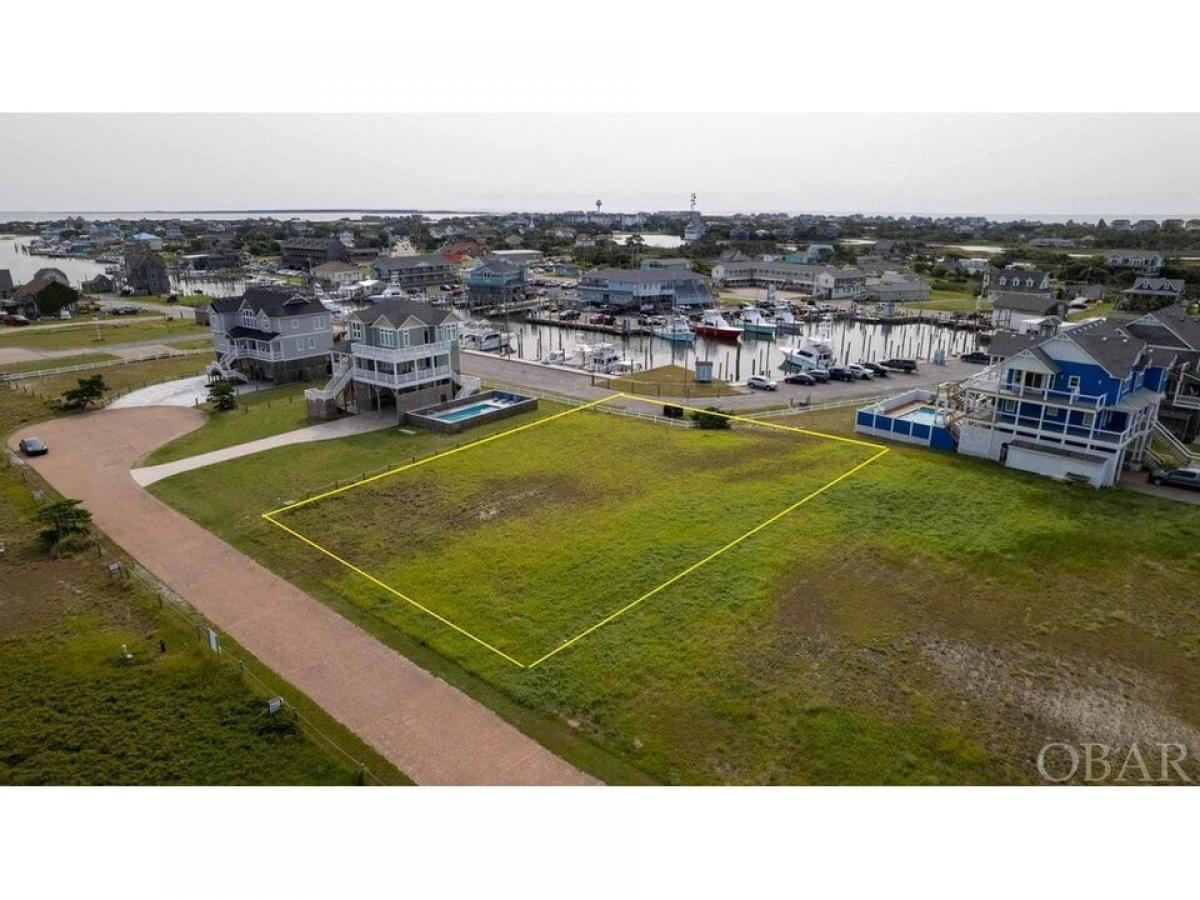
305,361 -> 354,403
207,349 -> 248,384
1150,421 -> 1199,468
454,374 -> 481,400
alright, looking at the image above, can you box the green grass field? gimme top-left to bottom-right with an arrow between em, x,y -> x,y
1068,301 -> 1115,321
604,364 -> 738,398
0,385 -> 406,785
0,318 -> 208,352
909,289 -> 988,312
149,397 -> 1200,784
270,402 -> 872,665
0,352 -> 117,375
143,380 -> 320,465
12,354 -> 209,404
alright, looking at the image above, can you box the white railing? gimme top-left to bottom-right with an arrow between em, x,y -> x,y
964,371 -> 1107,410
306,363 -> 355,402
0,347 -> 212,383
352,363 -> 453,388
351,339 -> 453,365
454,375 -> 481,400
1152,421 -> 1200,464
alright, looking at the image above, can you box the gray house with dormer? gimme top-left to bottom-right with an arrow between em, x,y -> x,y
208,287 -> 333,383
305,299 -> 475,421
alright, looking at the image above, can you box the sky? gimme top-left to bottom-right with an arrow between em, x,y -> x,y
2,113 -> 1199,219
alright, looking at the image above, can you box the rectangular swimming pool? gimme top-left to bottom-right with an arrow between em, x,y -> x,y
408,390 -> 539,434
896,405 -> 941,426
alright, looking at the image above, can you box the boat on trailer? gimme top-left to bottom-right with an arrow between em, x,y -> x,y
783,336 -> 835,370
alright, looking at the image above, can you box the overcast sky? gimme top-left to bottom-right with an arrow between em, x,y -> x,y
2,114 -> 1198,218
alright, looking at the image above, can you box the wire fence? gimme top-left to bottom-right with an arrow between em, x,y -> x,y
4,454 -> 394,786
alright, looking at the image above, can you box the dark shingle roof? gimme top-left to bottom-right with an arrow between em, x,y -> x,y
209,286 -> 324,318
371,254 -> 453,272
282,237 -> 344,250
350,299 -> 457,328
582,267 -> 706,285
991,292 -> 1062,314
987,332 -> 1043,359
1058,319 -> 1148,379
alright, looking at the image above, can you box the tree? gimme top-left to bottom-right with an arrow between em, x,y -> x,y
691,407 -> 732,430
207,378 -> 237,411
35,498 -> 93,551
58,374 -> 108,410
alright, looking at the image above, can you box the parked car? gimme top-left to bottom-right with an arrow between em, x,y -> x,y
846,364 -> 873,380
18,437 -> 48,456
1148,467 -> 1200,491
107,305 -> 140,316
3,314 -> 31,327
559,309 -> 581,321
857,361 -> 889,377
806,368 -> 831,383
784,372 -> 816,386
880,357 -> 918,373
960,351 -> 991,365
747,375 -> 778,391
827,366 -> 856,382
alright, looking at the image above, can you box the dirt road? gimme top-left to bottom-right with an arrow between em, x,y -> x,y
10,407 -> 596,785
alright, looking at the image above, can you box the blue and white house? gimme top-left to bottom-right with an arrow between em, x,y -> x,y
857,318 -> 1170,487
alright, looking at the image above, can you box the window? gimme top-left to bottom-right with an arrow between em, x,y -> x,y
291,319 -> 299,330
308,337 -> 316,350
1067,375 -> 1081,393
381,329 -> 395,348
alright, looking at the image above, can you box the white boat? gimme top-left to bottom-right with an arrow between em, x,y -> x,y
653,315 -> 695,343
582,342 -> 623,372
542,348 -> 568,365
740,307 -> 777,339
608,357 -> 637,375
462,325 -> 510,352
774,307 -> 805,335
783,336 -> 835,370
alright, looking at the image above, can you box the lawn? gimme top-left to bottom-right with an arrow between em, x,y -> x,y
604,364 -> 739,398
1068,301 -> 1115,321
0,389 -> 406,785
269,400 -> 873,666
908,289 -> 988,313
149,396 -> 1200,784
0,352 -> 116,375
143,380 -> 321,465
9,354 -> 210,407
0,318 -> 208,352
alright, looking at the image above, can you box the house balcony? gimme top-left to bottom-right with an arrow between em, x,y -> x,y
219,339 -> 282,362
350,339 -> 454,365
351,362 -> 454,389
963,371 -> 1107,410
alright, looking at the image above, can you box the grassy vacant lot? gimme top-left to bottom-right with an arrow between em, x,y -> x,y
1069,301 -> 1115,321
605,364 -> 738,398
0,352 -> 116,375
150,396 -> 1200,784
0,318 -> 207,352
12,354 -> 209,405
0,389 -> 404,785
144,380 -> 320,466
272,403 -> 870,665
911,289 -> 988,313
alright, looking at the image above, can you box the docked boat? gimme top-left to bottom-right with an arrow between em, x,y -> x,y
463,325 -> 511,352
653,315 -> 696,343
783,336 -> 835,370
581,342 -> 623,372
740,307 -> 777,339
774,307 -> 805,335
692,310 -> 742,342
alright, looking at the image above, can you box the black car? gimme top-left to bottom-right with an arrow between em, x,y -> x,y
785,372 -> 816,386
18,437 -> 48,456
806,368 -> 831,383
559,309 -> 581,321
1148,467 -> 1200,491
880,358 -> 918,373
857,361 -> 889,377
960,351 -> 991,365
827,366 -> 856,382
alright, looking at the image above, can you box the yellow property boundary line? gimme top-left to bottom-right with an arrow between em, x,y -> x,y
262,393 -> 888,669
